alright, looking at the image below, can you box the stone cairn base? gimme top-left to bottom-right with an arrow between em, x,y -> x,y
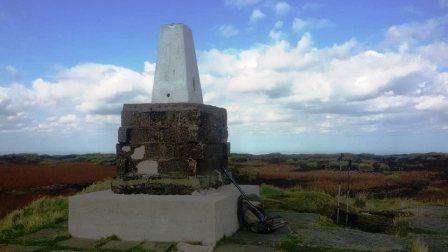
113,103 -> 230,195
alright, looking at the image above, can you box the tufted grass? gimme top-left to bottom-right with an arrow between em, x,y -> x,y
0,196 -> 68,241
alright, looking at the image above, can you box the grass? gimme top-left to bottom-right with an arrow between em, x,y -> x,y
410,238 -> 429,252
0,196 -> 67,241
363,197 -> 421,212
260,184 -> 424,233
280,234 -> 304,251
261,185 -> 338,217
390,214 -> 412,236
0,179 -> 114,242
80,179 -> 112,194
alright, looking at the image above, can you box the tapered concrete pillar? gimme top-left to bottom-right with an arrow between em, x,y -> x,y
151,23 -> 203,103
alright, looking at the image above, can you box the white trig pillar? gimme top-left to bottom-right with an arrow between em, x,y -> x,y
151,23 -> 203,104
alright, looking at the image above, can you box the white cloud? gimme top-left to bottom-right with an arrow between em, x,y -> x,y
37,114 -> 79,131
415,95 -> 448,110
225,0 -> 260,8
292,17 -> 331,32
274,1 -> 290,15
197,22 -> 448,134
302,2 -> 322,11
2,65 -> 17,75
269,21 -> 286,41
274,20 -> 283,29
250,9 -> 266,23
0,63 -> 154,133
218,24 -> 239,38
386,15 -> 448,46
417,41 -> 448,67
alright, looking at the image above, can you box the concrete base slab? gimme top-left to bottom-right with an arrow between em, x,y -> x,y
69,184 -> 259,246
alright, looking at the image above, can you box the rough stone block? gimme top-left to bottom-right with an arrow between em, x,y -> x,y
118,125 -> 226,144
116,103 -> 228,193
121,103 -> 226,128
69,185 -> 259,246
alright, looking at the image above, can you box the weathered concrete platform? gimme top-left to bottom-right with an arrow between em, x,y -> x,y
69,185 -> 259,246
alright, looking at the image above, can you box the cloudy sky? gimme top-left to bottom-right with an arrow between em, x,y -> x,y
0,0 -> 447,154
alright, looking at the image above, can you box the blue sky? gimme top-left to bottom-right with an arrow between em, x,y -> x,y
0,0 -> 447,154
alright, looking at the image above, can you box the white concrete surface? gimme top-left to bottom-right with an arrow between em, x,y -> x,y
151,23 -> 203,104
69,184 -> 259,246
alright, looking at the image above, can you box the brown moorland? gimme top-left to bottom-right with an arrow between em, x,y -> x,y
0,163 -> 116,218
0,163 -> 116,191
233,163 -> 444,199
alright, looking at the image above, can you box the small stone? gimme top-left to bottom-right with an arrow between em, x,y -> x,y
131,145 -> 145,160
122,146 -> 131,152
100,240 -> 142,251
57,237 -> 97,250
137,160 -> 159,175
16,227 -> 70,244
177,242 -> 213,252
140,241 -> 174,251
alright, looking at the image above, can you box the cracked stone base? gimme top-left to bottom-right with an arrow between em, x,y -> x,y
69,184 -> 259,246
111,175 -> 227,195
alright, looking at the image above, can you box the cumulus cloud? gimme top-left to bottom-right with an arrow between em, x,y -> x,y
302,2 -> 322,11
218,24 -> 239,38
225,0 -> 260,8
274,1 -> 291,15
0,63 -> 154,133
385,15 -> 448,46
250,9 -> 266,23
197,17 -> 448,134
292,17 -> 332,32
269,21 -> 286,41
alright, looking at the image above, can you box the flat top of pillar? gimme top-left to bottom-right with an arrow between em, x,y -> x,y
162,23 -> 191,30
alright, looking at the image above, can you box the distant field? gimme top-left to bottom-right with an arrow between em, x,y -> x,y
0,163 -> 116,191
234,164 -> 447,199
230,153 -> 448,202
0,163 -> 116,218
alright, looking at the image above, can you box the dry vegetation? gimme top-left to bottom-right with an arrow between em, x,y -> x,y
0,163 -> 116,191
0,157 -> 116,218
231,153 -> 448,202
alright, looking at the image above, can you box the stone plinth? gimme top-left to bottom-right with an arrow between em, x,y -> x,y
114,103 -> 229,195
69,185 -> 259,246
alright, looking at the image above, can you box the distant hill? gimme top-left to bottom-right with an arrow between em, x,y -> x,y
1,152 -> 447,174
0,153 -> 116,166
